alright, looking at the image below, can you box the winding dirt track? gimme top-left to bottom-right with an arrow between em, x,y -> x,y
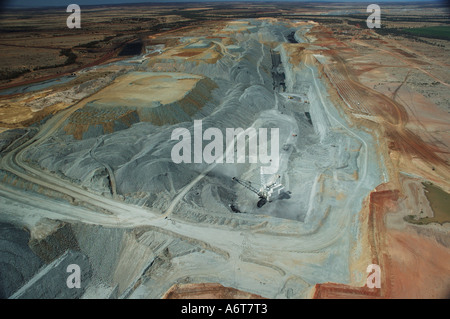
2,19 -> 447,298
0,42 -> 379,298
353,39 -> 450,89
327,51 -> 449,171
312,27 -> 450,298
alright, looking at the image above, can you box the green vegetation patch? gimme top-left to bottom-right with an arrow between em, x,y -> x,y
404,26 -> 450,41
404,182 -> 450,225
0,68 -> 30,81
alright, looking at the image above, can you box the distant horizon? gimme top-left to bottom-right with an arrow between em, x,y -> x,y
3,0 -> 447,10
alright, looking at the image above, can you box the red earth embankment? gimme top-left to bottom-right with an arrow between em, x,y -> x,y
314,187 -> 450,298
163,283 -> 265,299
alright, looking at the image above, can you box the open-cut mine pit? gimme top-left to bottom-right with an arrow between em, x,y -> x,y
0,2 -> 449,300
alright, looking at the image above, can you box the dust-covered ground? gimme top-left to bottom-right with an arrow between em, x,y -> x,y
0,3 -> 449,299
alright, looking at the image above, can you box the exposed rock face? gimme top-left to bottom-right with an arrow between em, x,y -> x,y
63,72 -> 218,139
64,108 -> 140,140
10,249 -> 92,299
0,222 -> 44,298
0,128 -> 36,153
4,17 -> 446,300
29,222 -> 80,263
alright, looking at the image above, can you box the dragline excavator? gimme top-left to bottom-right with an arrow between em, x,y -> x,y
232,167 -> 291,208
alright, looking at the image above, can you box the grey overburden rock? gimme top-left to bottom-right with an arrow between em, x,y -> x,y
10,249 -> 92,299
